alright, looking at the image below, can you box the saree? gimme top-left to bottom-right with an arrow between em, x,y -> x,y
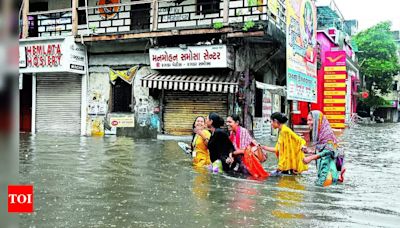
274,124 -> 308,173
192,130 -> 211,167
230,126 -> 268,178
310,110 -> 343,186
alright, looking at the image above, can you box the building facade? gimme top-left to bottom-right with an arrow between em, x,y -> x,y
20,0 -> 289,138
291,0 -> 360,133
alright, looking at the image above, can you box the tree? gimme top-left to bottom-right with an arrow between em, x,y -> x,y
354,21 -> 400,108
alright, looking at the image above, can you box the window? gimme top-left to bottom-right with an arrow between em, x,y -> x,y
28,2 -> 48,37
130,1 -> 151,30
78,0 -> 87,25
255,88 -> 263,117
316,42 -> 321,70
111,78 -> 132,112
196,0 -> 220,15
393,81 -> 398,91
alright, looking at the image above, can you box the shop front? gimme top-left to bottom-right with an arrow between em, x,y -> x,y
19,36 -> 87,135
143,45 -> 238,136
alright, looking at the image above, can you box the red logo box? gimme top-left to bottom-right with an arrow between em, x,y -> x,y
8,185 -> 34,213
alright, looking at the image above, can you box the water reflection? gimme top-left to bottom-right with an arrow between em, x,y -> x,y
272,176 -> 305,219
19,123 -> 400,227
192,167 -> 211,201
228,181 -> 260,227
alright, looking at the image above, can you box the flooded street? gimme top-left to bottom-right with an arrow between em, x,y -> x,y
19,123 -> 400,227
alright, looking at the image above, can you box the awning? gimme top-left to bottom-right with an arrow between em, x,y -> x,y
141,73 -> 238,93
255,81 -> 286,96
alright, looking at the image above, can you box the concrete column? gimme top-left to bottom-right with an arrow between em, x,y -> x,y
151,0 -> 159,31
72,0 -> 79,36
22,0 -> 29,38
223,0 -> 229,24
31,74 -> 36,134
81,73 -> 87,136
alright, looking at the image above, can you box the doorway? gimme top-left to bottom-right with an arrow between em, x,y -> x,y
20,74 -> 32,132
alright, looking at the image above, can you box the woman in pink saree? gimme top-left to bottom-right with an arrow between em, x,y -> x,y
226,114 -> 269,179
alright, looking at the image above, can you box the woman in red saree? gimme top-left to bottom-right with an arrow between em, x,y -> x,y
226,114 -> 269,179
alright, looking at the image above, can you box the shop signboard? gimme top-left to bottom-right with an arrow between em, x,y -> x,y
109,115 -> 135,128
149,45 -> 232,69
19,36 -> 86,74
323,50 -> 347,129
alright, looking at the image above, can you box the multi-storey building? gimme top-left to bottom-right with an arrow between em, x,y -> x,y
292,0 -> 360,134
19,0 -> 288,138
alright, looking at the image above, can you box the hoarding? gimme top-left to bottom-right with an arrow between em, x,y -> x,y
286,0 -> 317,102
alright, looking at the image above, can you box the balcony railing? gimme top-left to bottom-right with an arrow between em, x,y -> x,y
23,0 -> 286,38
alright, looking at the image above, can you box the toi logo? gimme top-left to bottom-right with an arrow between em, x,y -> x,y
8,185 -> 34,213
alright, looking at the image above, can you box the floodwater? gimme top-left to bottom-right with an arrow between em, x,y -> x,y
20,123 -> 400,227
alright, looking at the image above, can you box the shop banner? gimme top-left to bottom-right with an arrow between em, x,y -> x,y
109,66 -> 139,85
323,50 -> 347,129
19,36 -> 86,74
286,0 -> 317,102
149,45 -> 232,69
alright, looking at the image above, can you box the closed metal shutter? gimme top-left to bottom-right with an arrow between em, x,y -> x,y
164,91 -> 228,136
36,74 -> 82,134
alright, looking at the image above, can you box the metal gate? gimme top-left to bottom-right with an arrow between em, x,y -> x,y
36,74 -> 82,134
164,91 -> 228,135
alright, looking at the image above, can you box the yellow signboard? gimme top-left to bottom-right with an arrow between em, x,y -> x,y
326,115 -> 346,120
324,91 -> 346,96
330,123 -> 345,128
324,83 -> 346,88
324,74 -> 346,80
324,99 -> 346,104
324,107 -> 346,112
324,66 -> 347,72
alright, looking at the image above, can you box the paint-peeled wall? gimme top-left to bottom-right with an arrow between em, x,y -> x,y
86,72 -> 110,136
85,66 -> 161,137
133,67 -> 160,132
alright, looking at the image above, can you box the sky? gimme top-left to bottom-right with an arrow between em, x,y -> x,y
316,0 -> 400,32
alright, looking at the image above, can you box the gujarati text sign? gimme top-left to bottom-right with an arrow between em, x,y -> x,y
149,45 -> 229,69
286,0 -> 317,102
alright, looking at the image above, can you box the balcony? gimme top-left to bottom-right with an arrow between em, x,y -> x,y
22,0 -> 286,39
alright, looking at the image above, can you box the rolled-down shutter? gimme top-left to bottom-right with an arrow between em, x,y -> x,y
36,74 -> 82,134
164,91 -> 228,136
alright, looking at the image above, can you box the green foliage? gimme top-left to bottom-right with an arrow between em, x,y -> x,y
89,24 -> 97,33
242,20 -> 255,32
358,91 -> 390,109
213,22 -> 224,30
247,0 -> 257,7
354,22 -> 400,94
354,21 -> 400,108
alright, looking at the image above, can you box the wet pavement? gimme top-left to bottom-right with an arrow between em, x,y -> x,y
19,123 -> 400,227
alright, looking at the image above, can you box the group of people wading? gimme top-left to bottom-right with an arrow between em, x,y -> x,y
188,110 -> 346,187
